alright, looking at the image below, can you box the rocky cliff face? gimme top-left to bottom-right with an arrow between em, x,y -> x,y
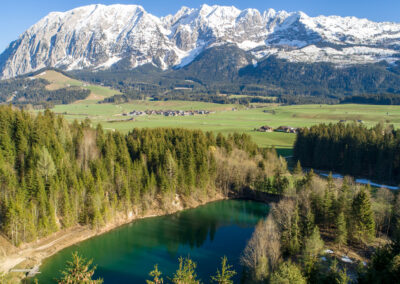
1,4 -> 400,79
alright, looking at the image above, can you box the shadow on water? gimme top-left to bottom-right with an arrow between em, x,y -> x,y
34,200 -> 269,284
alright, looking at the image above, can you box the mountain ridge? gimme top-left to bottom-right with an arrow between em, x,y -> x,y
1,4 -> 400,79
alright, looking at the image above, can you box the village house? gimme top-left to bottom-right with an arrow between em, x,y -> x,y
126,109 -> 213,117
275,126 -> 298,133
257,125 -> 274,132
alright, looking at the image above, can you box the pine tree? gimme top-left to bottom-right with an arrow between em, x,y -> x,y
301,209 -> 315,239
211,256 -> 236,284
57,252 -> 103,284
37,146 -> 56,181
289,205 -> 301,255
293,160 -> 303,175
325,259 -> 350,284
270,261 -> 306,284
302,226 -> 324,277
351,188 -> 375,244
171,257 -> 200,284
322,187 -> 333,227
336,212 -> 347,248
147,264 -> 163,284
36,175 -> 51,236
61,187 -> 74,228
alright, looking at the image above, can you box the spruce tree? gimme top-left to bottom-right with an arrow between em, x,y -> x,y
351,188 -> 375,244
211,256 -> 236,284
270,261 -> 306,284
288,205 -> 301,255
335,212 -> 347,248
147,264 -> 163,284
293,160 -> 303,175
57,252 -> 103,284
171,257 -> 200,284
302,226 -> 324,278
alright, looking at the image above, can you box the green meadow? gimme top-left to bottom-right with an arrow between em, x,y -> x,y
34,70 -> 120,100
48,101 -> 400,154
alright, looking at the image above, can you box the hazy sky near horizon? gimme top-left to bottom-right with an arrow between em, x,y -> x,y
1,0 -> 399,53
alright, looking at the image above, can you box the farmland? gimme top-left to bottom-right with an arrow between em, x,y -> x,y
48,101 -> 400,154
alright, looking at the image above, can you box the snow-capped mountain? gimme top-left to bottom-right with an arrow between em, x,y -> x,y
1,4 -> 400,79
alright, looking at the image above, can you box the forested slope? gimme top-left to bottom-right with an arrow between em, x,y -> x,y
0,106 -> 281,245
0,77 -> 90,107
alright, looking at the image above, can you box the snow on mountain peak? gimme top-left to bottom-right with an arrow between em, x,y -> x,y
1,4 -> 400,78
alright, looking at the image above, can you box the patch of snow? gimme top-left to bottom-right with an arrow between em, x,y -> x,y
276,45 -> 399,65
325,249 -> 334,254
237,40 -> 265,51
96,56 -> 122,69
341,256 -> 353,263
175,46 -> 204,67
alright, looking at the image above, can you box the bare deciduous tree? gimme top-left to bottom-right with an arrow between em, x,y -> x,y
241,214 -> 281,281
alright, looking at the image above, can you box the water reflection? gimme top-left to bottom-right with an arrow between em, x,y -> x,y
36,200 -> 268,283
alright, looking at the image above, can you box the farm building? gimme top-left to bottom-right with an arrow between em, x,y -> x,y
257,125 -> 274,132
275,126 -> 298,133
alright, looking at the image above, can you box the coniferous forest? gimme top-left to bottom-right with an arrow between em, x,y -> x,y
0,106 -> 279,245
294,122 -> 400,184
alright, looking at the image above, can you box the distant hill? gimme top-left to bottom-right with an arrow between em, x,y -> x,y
0,69 -> 120,107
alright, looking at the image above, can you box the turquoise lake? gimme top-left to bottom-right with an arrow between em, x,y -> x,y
34,200 -> 269,283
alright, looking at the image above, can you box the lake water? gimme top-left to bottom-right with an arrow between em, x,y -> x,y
34,200 -> 269,283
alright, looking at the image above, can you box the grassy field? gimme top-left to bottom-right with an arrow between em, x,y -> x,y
48,101 -> 400,154
31,70 -> 400,153
34,70 -> 120,101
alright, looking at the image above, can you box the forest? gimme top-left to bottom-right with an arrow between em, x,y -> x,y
239,169 -> 400,284
340,93 -> 400,105
0,77 -> 90,107
293,122 -> 400,184
1,106 -> 399,283
54,159 -> 400,284
0,106 -> 280,245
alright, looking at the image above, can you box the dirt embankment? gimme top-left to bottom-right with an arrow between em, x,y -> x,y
0,192 -> 227,282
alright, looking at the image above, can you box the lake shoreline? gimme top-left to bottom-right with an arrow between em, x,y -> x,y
1,193 -> 228,282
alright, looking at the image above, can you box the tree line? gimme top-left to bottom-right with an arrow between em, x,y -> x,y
294,122 -> 400,184
340,93 -> 400,105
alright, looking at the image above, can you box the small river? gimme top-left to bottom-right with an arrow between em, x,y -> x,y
315,171 -> 399,190
34,200 -> 269,283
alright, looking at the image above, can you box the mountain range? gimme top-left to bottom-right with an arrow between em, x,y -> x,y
1,4 -> 400,79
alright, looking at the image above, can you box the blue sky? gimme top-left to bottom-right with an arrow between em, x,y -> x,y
1,0 -> 399,53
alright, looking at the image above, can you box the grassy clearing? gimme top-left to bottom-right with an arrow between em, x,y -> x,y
34,70 -> 83,90
47,102 -> 400,150
33,70 -> 120,102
